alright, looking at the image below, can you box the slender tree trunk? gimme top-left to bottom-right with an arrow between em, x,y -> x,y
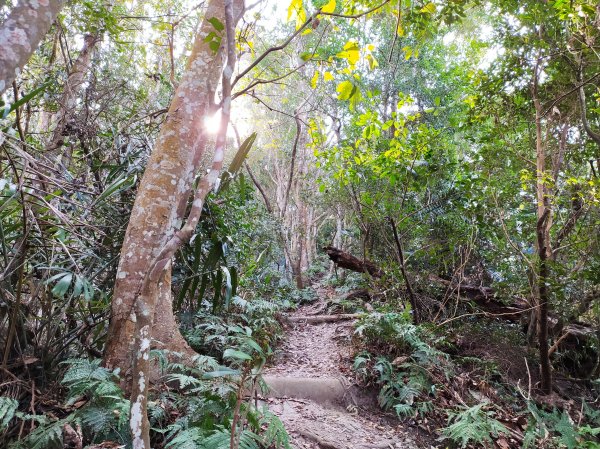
0,0 -> 64,95
47,33 -> 100,157
389,217 -> 420,323
532,60 -> 553,394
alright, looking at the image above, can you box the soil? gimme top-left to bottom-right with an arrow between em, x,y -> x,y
262,286 -> 424,449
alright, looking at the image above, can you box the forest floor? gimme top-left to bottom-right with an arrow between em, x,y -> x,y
262,285 -> 423,449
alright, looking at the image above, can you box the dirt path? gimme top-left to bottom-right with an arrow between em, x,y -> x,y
262,286 -> 419,449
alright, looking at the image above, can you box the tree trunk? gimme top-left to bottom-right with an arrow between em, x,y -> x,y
47,33 -> 101,157
532,59 -> 553,394
0,0 -> 64,95
389,217 -> 420,323
103,0 -> 243,376
324,246 -> 383,278
118,2 -> 245,447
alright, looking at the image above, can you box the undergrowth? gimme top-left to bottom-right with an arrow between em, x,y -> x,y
352,310 -> 600,448
0,293 -> 292,449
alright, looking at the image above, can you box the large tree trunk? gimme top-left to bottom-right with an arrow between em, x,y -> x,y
103,0 -> 244,375
114,2 -> 245,447
0,0 -> 64,95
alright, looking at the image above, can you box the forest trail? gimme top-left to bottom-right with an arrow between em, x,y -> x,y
262,285 -> 419,449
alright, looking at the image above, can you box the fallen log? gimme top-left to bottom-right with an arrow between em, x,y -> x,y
323,246 -> 383,278
260,376 -> 376,408
287,314 -> 362,324
430,275 -> 600,376
262,376 -> 348,406
429,274 -> 529,322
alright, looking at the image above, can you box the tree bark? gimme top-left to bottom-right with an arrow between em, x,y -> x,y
103,0 -> 243,375
532,58 -> 553,393
389,217 -> 420,323
0,0 -> 64,95
323,246 -> 383,278
119,2 -> 245,447
47,33 -> 101,156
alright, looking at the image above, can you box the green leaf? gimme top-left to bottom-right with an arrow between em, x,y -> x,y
1,82 -> 50,119
0,397 -> 19,430
202,367 -> 240,379
209,39 -> 221,53
94,174 -> 135,205
51,273 -> 73,298
299,52 -> 314,61
220,132 -> 257,192
73,275 -> 84,298
223,349 -> 252,361
208,17 -> 225,32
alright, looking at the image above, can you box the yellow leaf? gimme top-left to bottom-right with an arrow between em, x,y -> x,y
397,21 -> 404,37
321,0 -> 336,14
287,0 -> 306,30
336,40 -> 360,67
420,2 -> 436,14
366,54 -> 379,70
311,71 -> 319,89
323,71 -> 334,81
336,80 -> 354,100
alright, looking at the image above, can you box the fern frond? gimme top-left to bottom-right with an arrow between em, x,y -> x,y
199,428 -> 230,449
166,373 -> 205,390
442,403 -> 509,448
0,396 -> 19,430
260,411 -> 291,449
166,426 -> 205,449
238,431 -> 261,449
394,403 -> 415,418
21,418 -> 64,449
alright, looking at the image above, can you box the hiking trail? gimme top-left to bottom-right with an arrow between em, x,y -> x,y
261,285 -> 421,449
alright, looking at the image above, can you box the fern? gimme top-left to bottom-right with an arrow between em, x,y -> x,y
166,426 -> 207,449
523,402 -> 600,449
0,396 -> 19,430
167,373 -> 207,391
442,403 -> 509,448
259,411 -> 291,449
61,358 -> 119,403
394,403 -> 415,418
15,418 -> 64,449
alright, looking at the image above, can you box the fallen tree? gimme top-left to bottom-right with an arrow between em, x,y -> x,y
430,275 -> 599,378
323,246 -> 383,278
430,275 -> 528,323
